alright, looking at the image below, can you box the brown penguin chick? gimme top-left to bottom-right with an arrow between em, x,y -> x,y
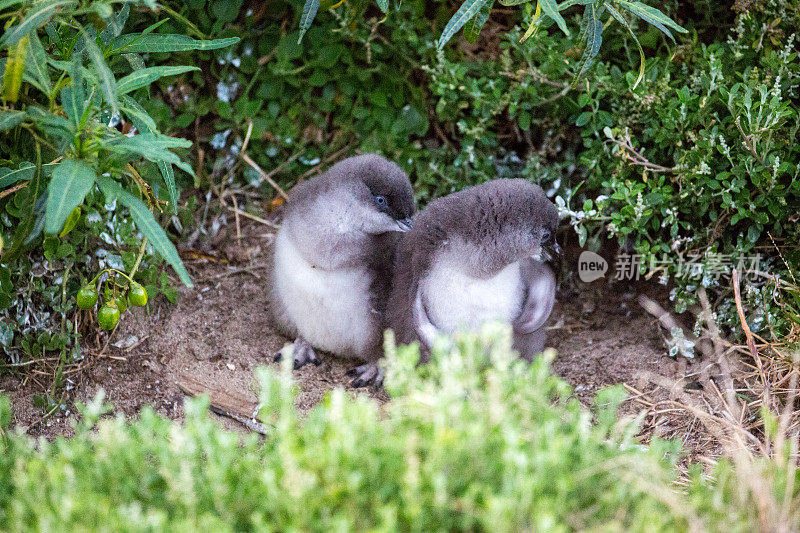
387,178 -> 559,362
267,154 -> 415,386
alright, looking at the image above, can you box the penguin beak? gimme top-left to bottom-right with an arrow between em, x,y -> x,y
396,217 -> 413,232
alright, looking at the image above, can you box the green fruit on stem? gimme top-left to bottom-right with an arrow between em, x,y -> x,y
115,295 -> 128,314
98,303 -> 120,330
77,284 -> 99,309
129,282 -> 148,306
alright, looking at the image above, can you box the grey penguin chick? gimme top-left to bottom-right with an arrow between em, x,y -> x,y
268,154 -> 415,386
387,178 -> 559,362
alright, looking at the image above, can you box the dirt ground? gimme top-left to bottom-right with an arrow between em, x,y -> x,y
1,220 -> 709,455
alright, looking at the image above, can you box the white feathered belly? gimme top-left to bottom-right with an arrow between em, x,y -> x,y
421,261 -> 524,333
273,230 -> 377,356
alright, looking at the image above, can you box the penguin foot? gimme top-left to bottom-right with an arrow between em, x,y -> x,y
347,363 -> 384,389
273,338 -> 321,369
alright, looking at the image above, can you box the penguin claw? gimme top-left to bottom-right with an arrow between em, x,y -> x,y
274,339 -> 320,369
348,363 -> 384,389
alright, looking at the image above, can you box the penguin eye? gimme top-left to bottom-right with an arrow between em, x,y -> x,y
540,229 -> 552,243
375,195 -> 388,208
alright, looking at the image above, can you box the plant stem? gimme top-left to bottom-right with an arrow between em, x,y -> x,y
129,238 -> 148,279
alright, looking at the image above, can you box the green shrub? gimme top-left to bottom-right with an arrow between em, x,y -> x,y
0,1 -> 237,366
2,325 -> 798,530
0,326 -> 683,530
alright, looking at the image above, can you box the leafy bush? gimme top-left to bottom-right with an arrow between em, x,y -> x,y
0,2 -> 237,365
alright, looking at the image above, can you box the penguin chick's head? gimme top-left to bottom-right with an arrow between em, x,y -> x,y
417,178 -> 560,277
334,154 -> 416,234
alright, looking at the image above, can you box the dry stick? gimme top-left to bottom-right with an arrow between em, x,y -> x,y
0,182 -> 28,200
241,152 -> 293,201
733,269 -> 765,379
295,144 -> 353,182
230,192 -> 242,244
226,206 -> 279,229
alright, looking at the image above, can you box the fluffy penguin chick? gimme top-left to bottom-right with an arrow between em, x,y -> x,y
268,154 -> 415,386
387,178 -> 559,362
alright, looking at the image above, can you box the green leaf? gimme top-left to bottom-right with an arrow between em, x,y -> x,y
618,0 -> 687,39
24,31 -> 52,97
298,0 -> 320,43
498,0 -> 530,5
120,94 -> 157,133
59,206 -> 81,237
464,0 -> 494,43
2,35 -> 28,103
158,162 -> 178,216
45,159 -> 97,234
82,28 -> 119,114
110,34 -> 240,54
0,110 -> 26,131
0,0 -> 73,48
97,177 -> 193,287
106,133 -> 191,165
375,0 -> 389,12
606,3 -> 645,89
575,3 -> 604,80
116,66 -> 199,95
438,0 -> 493,49
62,50 -> 87,128
540,0 -> 569,36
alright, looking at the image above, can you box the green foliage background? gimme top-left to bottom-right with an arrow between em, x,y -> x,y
0,1 -> 798,401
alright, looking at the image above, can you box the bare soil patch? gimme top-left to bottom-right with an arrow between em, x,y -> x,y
1,221 -> 708,456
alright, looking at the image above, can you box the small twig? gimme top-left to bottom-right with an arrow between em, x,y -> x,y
0,182 -> 28,200
733,269 -> 761,369
230,193 -> 242,244
241,152 -> 292,201
295,144 -> 353,182
225,205 -> 279,229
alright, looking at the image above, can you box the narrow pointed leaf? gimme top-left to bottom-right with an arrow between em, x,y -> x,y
539,0 -> 569,35
83,29 -> 119,113
606,4 -> 646,89
106,133 -> 192,165
45,159 -> 97,234
158,162 -> 178,215
120,94 -> 157,133
619,1 -> 687,33
520,0 -> 542,42
464,0 -> 495,43
298,0 -> 320,43
25,31 -> 52,97
116,66 -> 199,95
2,35 -> 28,103
0,110 -> 26,131
111,34 -> 239,54
438,0 -> 492,49
97,177 -> 192,287
0,0 -> 72,48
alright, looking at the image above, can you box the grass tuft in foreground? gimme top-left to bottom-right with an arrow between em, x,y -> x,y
0,324 -> 798,531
